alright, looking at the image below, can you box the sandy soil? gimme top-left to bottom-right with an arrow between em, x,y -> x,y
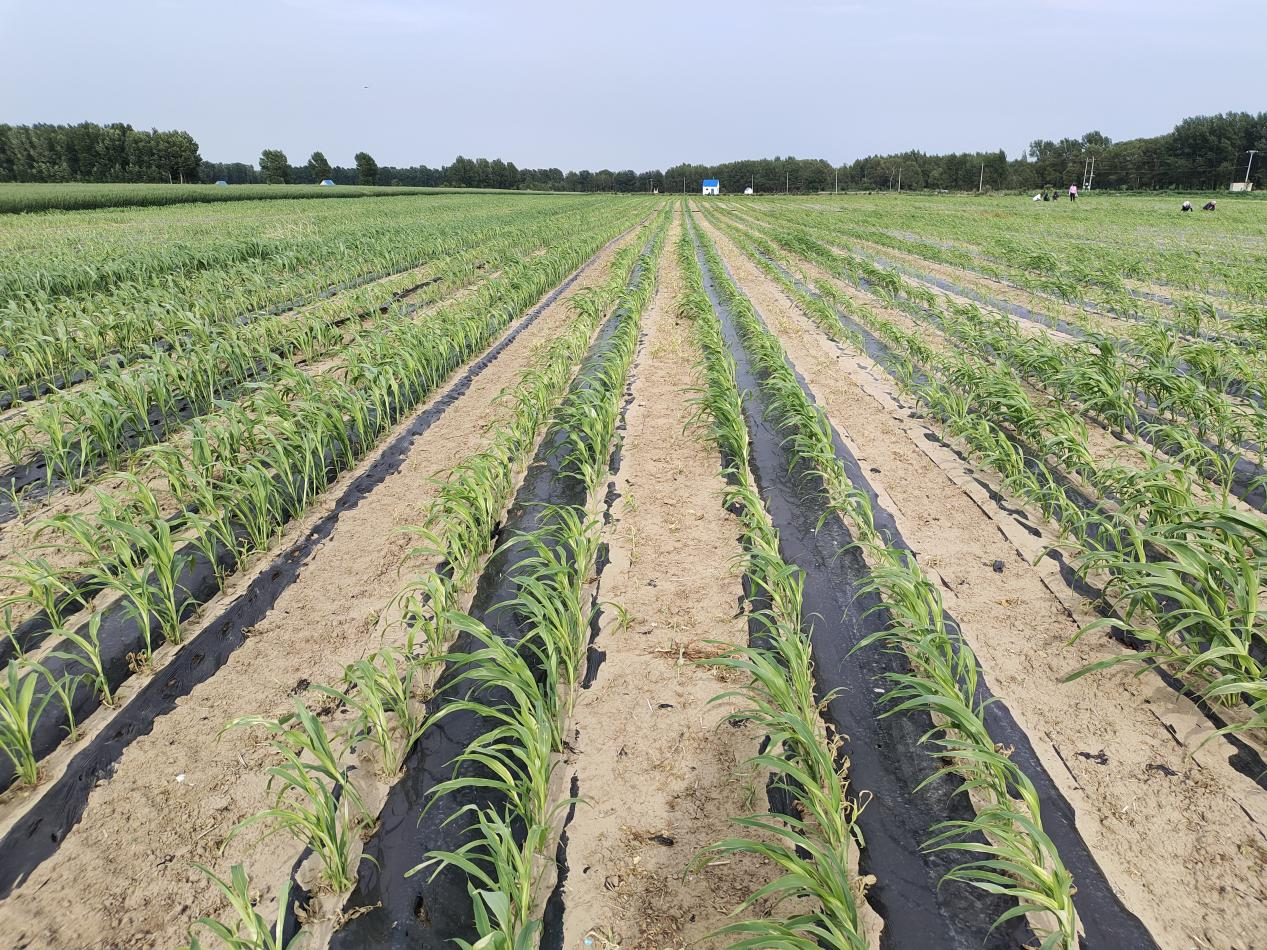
0,227 -> 640,950
560,211 -> 847,948
697,213 -> 1267,950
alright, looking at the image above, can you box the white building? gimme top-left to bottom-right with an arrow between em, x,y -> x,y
702,179 -> 719,195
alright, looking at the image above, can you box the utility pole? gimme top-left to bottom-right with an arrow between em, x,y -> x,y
786,171 -> 789,195
835,168 -> 838,194
979,162 -> 984,193
897,165 -> 901,192
1246,150 -> 1259,187
1087,156 -> 1095,190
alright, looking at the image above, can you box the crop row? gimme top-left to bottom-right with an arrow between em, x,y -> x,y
182,210 -> 668,947
1,197 -> 588,402
676,220 -> 874,946
687,213 -> 1078,948
707,204 -> 1267,743
0,200 -> 643,793
416,229 -> 659,944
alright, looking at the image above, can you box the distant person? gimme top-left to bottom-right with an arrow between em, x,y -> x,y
1203,200 -> 1217,211
1069,184 -> 1078,201
1181,201 -> 1193,212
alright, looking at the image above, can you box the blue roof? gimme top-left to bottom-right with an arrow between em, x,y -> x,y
703,179 -> 719,187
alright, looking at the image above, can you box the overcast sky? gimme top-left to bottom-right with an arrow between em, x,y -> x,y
1,0 -> 1260,171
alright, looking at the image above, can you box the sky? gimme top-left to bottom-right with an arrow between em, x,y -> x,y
1,0 -> 1261,171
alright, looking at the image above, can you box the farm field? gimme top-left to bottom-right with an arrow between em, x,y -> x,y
0,190 -> 1264,950
0,182 -> 479,214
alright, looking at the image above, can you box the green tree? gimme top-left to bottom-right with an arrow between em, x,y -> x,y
306,150 -> 332,182
259,149 -> 291,184
355,151 -> 378,185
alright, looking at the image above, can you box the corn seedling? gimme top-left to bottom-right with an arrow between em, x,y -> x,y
0,658 -> 55,786
183,863 -> 304,950
226,701 -> 372,893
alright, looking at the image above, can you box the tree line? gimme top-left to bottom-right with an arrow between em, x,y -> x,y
3,112 -> 1263,192
666,112 -> 1265,194
0,122 -> 201,184
202,150 -> 666,193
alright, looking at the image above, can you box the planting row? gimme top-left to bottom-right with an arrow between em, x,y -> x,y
182,210 -> 669,948
0,199 -> 648,795
706,203 -> 1267,744
0,196 -> 606,405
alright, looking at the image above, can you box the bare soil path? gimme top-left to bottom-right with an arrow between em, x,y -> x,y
560,211 -> 790,948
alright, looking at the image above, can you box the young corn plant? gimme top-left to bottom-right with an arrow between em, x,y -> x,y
509,510 -> 601,712
183,863 -> 304,950
225,701 -> 372,893
0,555 -> 82,635
412,616 -> 564,948
0,658 -> 56,787
690,217 -> 1080,948
47,611 -> 115,707
317,647 -> 429,779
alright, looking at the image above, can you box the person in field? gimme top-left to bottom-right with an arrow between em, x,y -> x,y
1203,200 -> 1217,211
1182,201 -> 1193,212
1068,184 -> 1078,201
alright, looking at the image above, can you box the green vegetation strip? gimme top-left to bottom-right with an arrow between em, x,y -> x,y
0,203 -> 641,791
0,199 -> 593,406
0,183 -> 495,215
690,216 -> 1079,949
678,221 -> 872,947
182,211 -> 667,948
0,211 -> 565,492
713,205 -> 1267,742
412,216 -> 664,946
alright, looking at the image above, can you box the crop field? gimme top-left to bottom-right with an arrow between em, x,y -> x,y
0,190 -> 1265,950
0,183 -> 465,214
